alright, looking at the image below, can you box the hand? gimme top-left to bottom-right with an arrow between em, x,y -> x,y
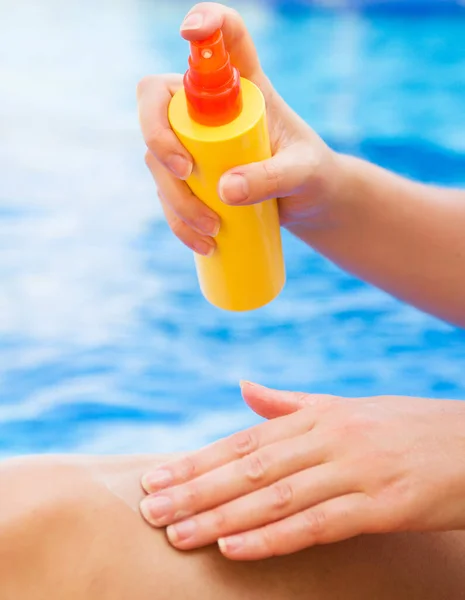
136,2 -> 344,257
139,382 -> 465,560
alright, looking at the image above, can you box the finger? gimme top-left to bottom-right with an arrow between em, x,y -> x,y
146,151 -> 220,238
218,493 -> 372,560
166,463 -> 354,550
241,382 -> 338,420
180,3 -> 266,88
140,405 -> 317,495
160,195 -> 216,257
137,73 -> 193,180
141,430 -> 327,529
218,143 -> 317,207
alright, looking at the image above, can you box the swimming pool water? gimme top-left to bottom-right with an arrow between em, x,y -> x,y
1,0 -> 465,457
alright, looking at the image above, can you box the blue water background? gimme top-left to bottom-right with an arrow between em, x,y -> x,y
1,0 -> 465,457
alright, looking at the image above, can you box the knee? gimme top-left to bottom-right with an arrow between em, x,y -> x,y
0,455 -> 105,596
0,457 -> 88,563
0,455 -> 82,521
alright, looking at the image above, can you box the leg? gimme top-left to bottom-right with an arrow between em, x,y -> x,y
1,454 -> 465,600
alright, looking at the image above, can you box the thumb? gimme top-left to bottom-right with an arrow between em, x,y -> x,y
240,381 -> 309,419
218,145 -> 310,207
180,3 -> 264,85
241,381 -> 338,419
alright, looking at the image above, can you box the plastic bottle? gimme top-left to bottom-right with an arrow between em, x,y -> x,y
168,29 -> 285,311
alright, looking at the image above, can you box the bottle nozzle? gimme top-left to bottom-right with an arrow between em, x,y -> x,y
183,30 -> 242,126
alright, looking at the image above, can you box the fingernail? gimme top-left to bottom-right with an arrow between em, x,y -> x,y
218,535 -> 244,555
239,380 -> 255,388
167,519 -> 197,544
181,12 -> 203,31
140,496 -> 174,525
219,174 -> 249,204
193,239 -> 215,257
166,154 -> 192,180
141,469 -> 173,492
197,216 -> 220,237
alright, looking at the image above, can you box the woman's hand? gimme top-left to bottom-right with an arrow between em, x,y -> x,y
140,382 -> 465,560
136,2 -> 344,257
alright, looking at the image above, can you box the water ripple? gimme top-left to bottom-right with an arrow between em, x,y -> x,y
1,0 -> 464,457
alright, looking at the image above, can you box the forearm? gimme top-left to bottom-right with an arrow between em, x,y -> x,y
290,155 -> 465,326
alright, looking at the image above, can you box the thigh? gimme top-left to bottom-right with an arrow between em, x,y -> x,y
1,455 -> 465,600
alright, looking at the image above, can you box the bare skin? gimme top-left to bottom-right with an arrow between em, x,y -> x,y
1,453 -> 465,600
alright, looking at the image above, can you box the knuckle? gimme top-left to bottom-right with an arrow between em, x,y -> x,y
144,149 -> 155,169
145,127 -> 170,156
231,430 -> 258,458
182,481 -> 200,507
368,447 -> 395,468
301,509 -> 327,541
227,6 -> 243,23
306,147 -> 323,173
348,411 -> 369,427
136,74 -> 154,99
176,455 -> 197,481
261,525 -> 279,557
294,392 -> 310,409
137,74 -> 166,99
374,504 -> 404,533
166,214 -> 190,248
305,393 -> 339,409
262,160 -> 282,196
342,412 -> 376,437
169,218 -> 185,240
210,507 -> 228,532
242,453 -> 267,483
270,480 -> 294,510
226,6 -> 247,39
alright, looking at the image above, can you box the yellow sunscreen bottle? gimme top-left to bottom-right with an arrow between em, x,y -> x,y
168,29 -> 285,311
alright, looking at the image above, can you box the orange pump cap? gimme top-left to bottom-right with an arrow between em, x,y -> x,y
183,29 -> 242,126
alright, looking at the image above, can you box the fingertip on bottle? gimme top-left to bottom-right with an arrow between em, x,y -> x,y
180,12 -> 204,33
193,239 -> 216,257
219,173 -> 249,204
166,154 -> 193,180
